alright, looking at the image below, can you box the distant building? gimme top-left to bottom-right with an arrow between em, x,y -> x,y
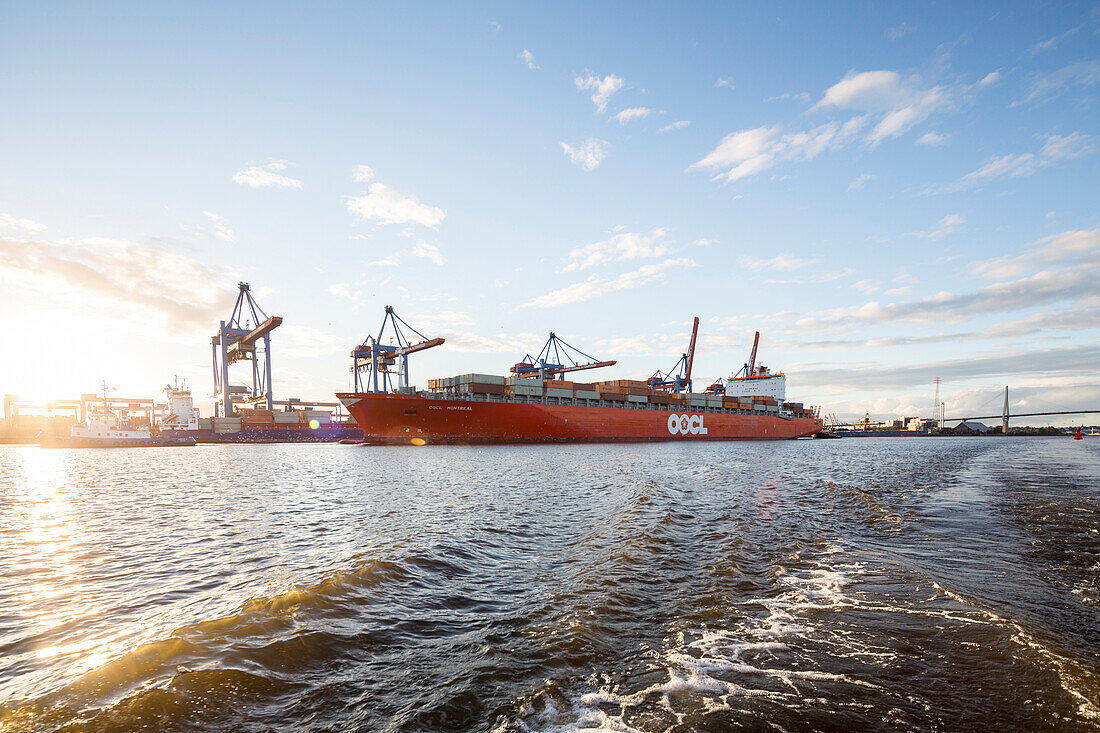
952,420 -> 991,435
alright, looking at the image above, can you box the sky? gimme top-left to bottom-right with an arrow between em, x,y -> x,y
1,1 -> 1098,424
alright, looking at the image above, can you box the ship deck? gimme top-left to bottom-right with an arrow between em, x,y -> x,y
411,391 -> 792,416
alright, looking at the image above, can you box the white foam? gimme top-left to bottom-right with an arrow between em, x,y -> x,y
511,543 -> 887,731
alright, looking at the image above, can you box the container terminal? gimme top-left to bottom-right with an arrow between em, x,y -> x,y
2,283 -> 362,446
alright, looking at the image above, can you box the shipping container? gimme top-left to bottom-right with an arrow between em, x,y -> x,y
465,383 -> 506,395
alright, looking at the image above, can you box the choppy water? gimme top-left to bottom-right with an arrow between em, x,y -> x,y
0,437 -> 1097,732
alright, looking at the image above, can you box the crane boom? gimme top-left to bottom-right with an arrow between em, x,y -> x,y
747,331 -> 760,376
684,316 -> 699,386
235,316 -> 283,349
537,360 -> 617,376
395,337 -> 445,356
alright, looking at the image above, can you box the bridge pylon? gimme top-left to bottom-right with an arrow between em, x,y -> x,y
1002,386 -> 1009,435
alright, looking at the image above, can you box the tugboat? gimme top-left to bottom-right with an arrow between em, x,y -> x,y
39,387 -> 195,449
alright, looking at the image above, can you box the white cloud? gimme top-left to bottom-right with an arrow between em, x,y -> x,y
738,253 -> 819,271
659,120 -> 690,133
232,161 -> 302,189
368,240 -> 446,267
847,173 -> 877,191
853,279 -> 881,294
715,77 -> 734,88
327,283 -> 357,301
0,235 -> 234,331
907,213 -> 963,239
815,70 -> 950,145
346,183 -> 445,228
523,258 -> 694,307
0,214 -> 47,233
201,210 -> 235,242
614,107 -> 653,124
1030,27 -> 1079,54
519,49 -> 539,70
368,253 -> 401,267
766,92 -> 811,103
916,131 -> 947,146
690,119 -> 865,182
564,228 -> 670,271
692,237 -> 716,247
412,240 -> 446,265
1015,59 -> 1100,106
435,329 -> 532,353
489,21 -> 502,32
560,138 -> 609,171
694,66 -> 991,184
932,132 -> 1093,193
790,240 -> 1099,331
968,228 -> 1100,280
883,286 -> 912,297
978,71 -> 1001,87
574,73 -> 624,113
352,165 -> 374,183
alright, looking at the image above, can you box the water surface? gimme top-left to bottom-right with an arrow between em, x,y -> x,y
0,438 -> 1097,731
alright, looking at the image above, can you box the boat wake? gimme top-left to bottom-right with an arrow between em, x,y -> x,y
502,540 -> 1100,732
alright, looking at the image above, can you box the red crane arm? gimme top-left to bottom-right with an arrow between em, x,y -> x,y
540,360 -> 617,376
684,317 -> 700,384
747,331 -> 760,376
236,316 -> 283,348
395,337 -> 445,356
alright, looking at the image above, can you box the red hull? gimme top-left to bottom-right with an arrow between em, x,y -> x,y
337,393 -> 823,445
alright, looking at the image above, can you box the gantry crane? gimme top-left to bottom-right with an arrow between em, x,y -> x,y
352,306 -> 445,392
510,333 -> 616,380
211,282 -> 282,416
647,317 -> 699,394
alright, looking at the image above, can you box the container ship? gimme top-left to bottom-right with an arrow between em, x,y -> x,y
161,380 -> 362,443
337,310 -> 822,445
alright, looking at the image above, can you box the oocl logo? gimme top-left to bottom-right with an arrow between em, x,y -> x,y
667,413 -> 708,436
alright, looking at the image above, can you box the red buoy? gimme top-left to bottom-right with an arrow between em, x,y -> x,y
1075,428 -> 1083,440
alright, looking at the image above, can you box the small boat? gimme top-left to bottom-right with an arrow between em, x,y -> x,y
40,405 -> 195,449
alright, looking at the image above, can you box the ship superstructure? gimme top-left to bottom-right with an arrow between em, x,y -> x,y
162,378 -> 200,432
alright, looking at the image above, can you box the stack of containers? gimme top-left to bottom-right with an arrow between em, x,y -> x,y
456,374 -> 506,395
686,393 -> 707,408
241,409 -> 274,431
301,409 -> 333,426
505,376 -> 543,398
197,417 -> 213,431
544,379 -> 573,399
648,391 -> 669,405
213,416 -> 242,433
573,381 -> 599,400
274,410 -> 302,430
